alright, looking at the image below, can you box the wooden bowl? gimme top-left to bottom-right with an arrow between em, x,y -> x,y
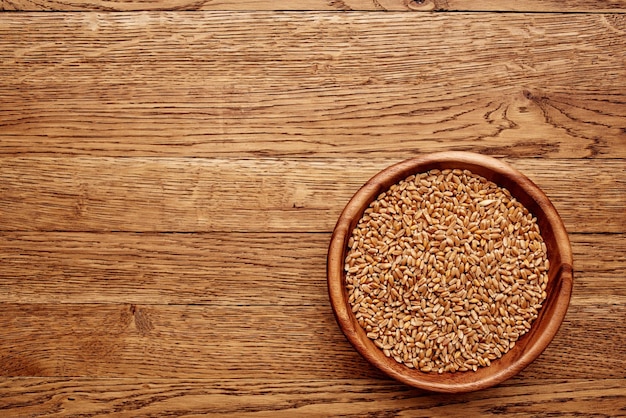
327,151 -> 573,393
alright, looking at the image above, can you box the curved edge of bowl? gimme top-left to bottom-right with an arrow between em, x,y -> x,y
327,151 -> 574,393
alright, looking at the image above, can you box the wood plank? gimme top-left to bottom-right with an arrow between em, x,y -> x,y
533,303 -> 626,380
1,13 -> 625,158
0,232 -> 621,305
0,158 -> 623,233
0,378 -> 624,417
0,302 -> 623,379
0,232 -> 328,305
1,0 -> 626,12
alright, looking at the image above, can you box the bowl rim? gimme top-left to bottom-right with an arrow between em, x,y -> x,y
327,151 -> 573,393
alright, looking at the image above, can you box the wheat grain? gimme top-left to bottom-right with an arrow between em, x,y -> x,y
345,169 -> 550,373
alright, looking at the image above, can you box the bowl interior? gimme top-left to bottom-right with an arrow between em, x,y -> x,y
327,152 -> 573,393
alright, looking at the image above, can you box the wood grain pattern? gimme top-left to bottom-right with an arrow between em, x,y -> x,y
0,158 -> 624,233
0,13 -> 625,159
2,0 -> 626,12
0,378 -> 624,417
0,232 -> 327,305
1,6 -> 625,415
0,232 -> 620,305
0,302 -> 624,379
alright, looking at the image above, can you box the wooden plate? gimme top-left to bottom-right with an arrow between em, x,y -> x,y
327,151 -> 573,393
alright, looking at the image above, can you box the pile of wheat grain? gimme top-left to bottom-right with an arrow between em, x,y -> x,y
345,168 -> 549,373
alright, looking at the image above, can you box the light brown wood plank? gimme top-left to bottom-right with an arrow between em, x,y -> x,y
1,0 -> 626,12
1,13 -> 624,158
0,158 -> 623,233
0,232 -> 621,305
0,378 -> 624,417
0,302 -> 623,379
0,232 -> 328,305
0,303 -> 377,379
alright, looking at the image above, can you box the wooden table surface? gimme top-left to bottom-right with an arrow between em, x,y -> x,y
1,1 -> 625,416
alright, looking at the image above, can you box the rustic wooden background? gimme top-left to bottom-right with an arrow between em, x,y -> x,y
1,1 -> 625,416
